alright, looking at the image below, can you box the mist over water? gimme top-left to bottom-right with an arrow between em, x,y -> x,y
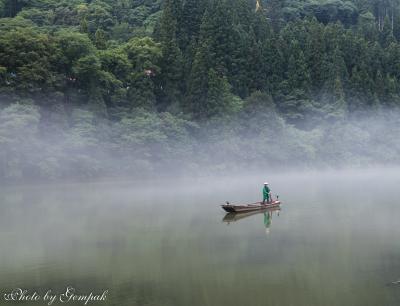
1,100 -> 400,183
0,169 -> 399,306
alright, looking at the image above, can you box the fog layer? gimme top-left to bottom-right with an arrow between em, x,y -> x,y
0,101 -> 399,182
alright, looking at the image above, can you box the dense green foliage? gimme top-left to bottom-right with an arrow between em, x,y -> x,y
1,0 -> 400,180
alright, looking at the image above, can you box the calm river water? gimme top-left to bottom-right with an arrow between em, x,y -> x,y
0,170 -> 399,306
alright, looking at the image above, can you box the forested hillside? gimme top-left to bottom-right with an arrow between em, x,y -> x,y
1,0 -> 400,181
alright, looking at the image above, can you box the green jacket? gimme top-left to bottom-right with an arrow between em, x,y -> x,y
263,186 -> 271,198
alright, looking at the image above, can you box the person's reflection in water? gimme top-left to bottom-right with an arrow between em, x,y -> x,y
222,208 -> 280,234
264,210 -> 272,235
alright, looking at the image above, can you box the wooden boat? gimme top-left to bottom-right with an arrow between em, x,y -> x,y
221,200 -> 281,213
223,206 -> 281,222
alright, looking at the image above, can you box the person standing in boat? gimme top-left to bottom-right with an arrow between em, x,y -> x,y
262,182 -> 271,204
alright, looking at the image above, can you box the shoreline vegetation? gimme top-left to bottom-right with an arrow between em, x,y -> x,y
1,0 -> 400,182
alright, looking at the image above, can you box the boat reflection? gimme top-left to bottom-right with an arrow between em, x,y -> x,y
223,207 -> 280,235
